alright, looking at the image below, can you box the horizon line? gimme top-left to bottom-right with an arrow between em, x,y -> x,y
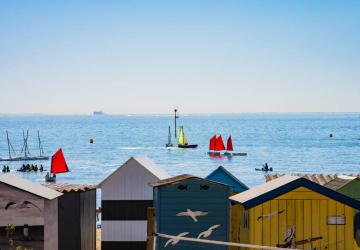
0,111 -> 359,116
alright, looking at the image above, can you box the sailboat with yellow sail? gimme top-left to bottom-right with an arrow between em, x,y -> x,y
177,126 -> 198,148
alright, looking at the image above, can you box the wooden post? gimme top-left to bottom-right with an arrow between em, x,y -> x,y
147,207 -> 156,250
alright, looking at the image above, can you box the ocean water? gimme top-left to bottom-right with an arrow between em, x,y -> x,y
0,113 -> 359,188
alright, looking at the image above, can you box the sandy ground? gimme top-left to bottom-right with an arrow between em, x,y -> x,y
96,228 -> 101,250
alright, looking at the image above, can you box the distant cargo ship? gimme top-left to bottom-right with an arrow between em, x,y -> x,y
93,111 -> 104,115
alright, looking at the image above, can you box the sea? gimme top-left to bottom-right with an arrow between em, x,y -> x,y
0,113 -> 359,189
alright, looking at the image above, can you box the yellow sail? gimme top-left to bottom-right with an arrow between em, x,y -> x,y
184,135 -> 188,145
178,126 -> 184,145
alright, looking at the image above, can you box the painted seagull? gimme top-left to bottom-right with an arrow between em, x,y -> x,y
257,209 -> 285,221
197,224 -> 221,239
164,232 -> 189,247
176,209 -> 208,222
19,201 -> 42,212
4,202 -> 17,210
4,201 -> 42,212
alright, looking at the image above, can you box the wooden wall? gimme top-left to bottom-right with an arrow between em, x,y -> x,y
58,190 -> 96,250
102,158 -> 160,250
232,187 -> 360,250
155,178 -> 229,250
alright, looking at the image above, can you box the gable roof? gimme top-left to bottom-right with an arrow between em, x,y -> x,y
206,166 -> 248,193
100,156 -> 170,186
150,174 -> 230,188
324,175 -> 360,191
230,175 -> 360,210
265,173 -> 360,185
0,174 -> 63,200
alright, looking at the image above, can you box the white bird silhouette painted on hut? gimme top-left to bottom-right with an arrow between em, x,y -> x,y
197,224 -> 221,239
164,232 -> 190,247
176,208 -> 208,222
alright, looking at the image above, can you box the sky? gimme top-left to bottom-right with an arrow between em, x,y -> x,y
0,0 -> 359,114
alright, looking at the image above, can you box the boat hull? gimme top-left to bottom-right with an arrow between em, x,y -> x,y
178,144 -> 198,148
224,152 -> 247,156
45,175 -> 56,182
0,156 -> 49,162
255,168 -> 273,172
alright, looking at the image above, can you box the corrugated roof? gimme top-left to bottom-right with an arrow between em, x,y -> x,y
324,175 -> 359,191
265,173 -> 360,185
44,183 -> 98,193
230,175 -> 360,210
0,174 -> 63,200
100,156 -> 170,186
150,174 -> 230,187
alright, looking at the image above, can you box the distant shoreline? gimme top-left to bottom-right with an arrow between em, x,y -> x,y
0,112 -> 359,117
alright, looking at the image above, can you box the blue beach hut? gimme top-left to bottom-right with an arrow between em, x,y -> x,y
206,166 -> 249,193
151,174 -> 230,250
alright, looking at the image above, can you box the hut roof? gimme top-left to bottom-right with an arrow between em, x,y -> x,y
206,166 -> 249,192
265,173 -> 360,185
150,174 -> 229,187
44,183 -> 98,193
324,175 -> 360,191
100,156 -> 169,186
0,174 -> 63,200
230,175 -> 360,210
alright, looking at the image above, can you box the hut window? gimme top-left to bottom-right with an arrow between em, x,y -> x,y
243,210 -> 249,229
200,185 -> 210,190
327,215 -> 345,225
177,185 -> 188,191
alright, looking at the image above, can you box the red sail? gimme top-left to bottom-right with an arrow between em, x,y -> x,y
51,149 -> 69,174
215,135 -> 225,151
227,136 -> 234,151
209,135 -> 216,150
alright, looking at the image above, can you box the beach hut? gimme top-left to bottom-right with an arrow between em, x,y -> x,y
206,166 -> 249,246
229,175 -> 360,250
0,174 -> 63,250
100,156 -> 169,250
206,166 -> 248,193
45,183 -> 98,250
151,174 -> 230,250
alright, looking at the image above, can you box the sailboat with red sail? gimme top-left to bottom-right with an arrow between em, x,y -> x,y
208,135 -> 226,155
224,136 -> 247,156
45,148 -> 69,182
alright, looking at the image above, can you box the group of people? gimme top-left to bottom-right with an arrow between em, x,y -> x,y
17,164 -> 44,172
2,165 -> 10,173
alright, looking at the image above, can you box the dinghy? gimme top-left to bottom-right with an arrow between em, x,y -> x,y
208,135 -> 225,156
177,126 -> 198,148
166,126 -> 173,148
223,136 -> 247,156
45,148 -> 69,182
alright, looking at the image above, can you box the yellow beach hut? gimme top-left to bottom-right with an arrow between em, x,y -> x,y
229,175 -> 360,250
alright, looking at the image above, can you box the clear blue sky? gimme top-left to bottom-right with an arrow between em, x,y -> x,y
0,0 -> 359,114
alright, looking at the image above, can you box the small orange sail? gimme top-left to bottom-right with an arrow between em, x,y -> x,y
215,135 -> 225,151
227,136 -> 234,151
209,135 -> 216,150
51,148 -> 69,174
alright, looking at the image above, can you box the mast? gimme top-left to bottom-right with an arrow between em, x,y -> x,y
168,126 -> 172,145
6,131 -> 11,159
174,109 -> 179,138
38,131 -> 44,157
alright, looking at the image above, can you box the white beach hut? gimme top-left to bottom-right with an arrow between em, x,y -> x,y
0,174 -> 63,250
100,156 -> 169,250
